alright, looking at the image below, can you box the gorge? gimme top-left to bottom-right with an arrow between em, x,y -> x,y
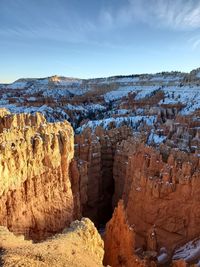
0,69 -> 199,266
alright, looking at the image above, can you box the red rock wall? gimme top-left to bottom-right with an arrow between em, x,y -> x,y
104,200 -> 155,267
0,113 -> 77,240
75,126 -> 133,225
113,140 -> 200,252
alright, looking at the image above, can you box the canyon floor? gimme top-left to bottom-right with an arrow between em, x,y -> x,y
0,68 -> 199,266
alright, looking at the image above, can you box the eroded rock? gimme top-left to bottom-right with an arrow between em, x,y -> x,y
0,112 -> 77,240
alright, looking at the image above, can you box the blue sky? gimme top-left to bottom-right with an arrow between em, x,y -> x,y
1,0 -> 200,83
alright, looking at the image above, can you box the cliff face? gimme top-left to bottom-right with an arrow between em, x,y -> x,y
0,218 -> 104,267
74,126 -> 133,226
0,112 -> 77,240
113,139 -> 200,252
104,200 -> 155,267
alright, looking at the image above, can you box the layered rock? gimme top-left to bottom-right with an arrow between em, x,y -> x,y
0,111 -> 78,240
0,218 -> 104,267
113,139 -> 200,253
75,126 -> 133,226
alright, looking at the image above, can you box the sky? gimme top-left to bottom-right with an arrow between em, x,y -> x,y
1,0 -> 200,83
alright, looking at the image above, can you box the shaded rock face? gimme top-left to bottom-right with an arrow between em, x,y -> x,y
0,112 -> 78,240
0,218 -> 104,267
114,140 -> 200,252
74,126 -> 133,226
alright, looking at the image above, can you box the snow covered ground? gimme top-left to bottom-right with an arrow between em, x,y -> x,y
160,86 -> 200,114
173,238 -> 200,264
148,130 -> 166,145
76,115 -> 156,133
0,104 -> 70,122
0,70 -> 199,128
104,85 -> 160,102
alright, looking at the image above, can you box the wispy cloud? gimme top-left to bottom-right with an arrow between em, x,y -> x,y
188,35 -> 200,49
1,0 -> 200,47
99,0 -> 200,31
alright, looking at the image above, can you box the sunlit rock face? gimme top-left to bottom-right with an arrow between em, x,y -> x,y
104,200 -> 156,267
0,111 -> 78,240
0,218 -> 104,267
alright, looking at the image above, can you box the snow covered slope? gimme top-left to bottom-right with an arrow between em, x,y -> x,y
0,69 -> 199,131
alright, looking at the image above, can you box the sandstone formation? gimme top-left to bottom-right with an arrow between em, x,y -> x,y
0,218 -> 104,267
0,112 -> 78,240
0,68 -> 200,266
113,139 -> 200,253
74,126 -> 134,226
104,200 -> 156,267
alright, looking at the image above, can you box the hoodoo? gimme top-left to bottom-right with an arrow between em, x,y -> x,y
0,112 -> 77,240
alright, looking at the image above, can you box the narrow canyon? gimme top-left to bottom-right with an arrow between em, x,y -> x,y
0,69 -> 199,266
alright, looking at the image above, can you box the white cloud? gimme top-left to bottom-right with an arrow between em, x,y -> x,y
99,0 -> 200,30
2,0 -> 200,46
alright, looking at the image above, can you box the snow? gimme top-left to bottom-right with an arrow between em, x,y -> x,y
98,74 -> 183,84
160,86 -> 200,114
43,89 -> 71,98
157,253 -> 168,264
0,73 -> 199,125
66,87 -> 89,96
57,79 -> 82,86
35,79 -> 49,85
76,115 -> 156,133
85,103 -> 106,111
173,238 -> 200,263
148,131 -> 166,145
64,103 -> 106,113
27,97 -> 36,101
0,99 -> 9,105
135,87 -> 160,100
96,76 -> 140,84
22,78 -> 90,97
115,109 -> 129,115
104,86 -> 160,102
150,75 -> 182,82
107,109 -> 129,116
65,104 -> 86,111
7,81 -> 28,89
0,104 -> 69,122
104,86 -> 137,102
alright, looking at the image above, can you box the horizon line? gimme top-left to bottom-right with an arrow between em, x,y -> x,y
1,67 -> 198,84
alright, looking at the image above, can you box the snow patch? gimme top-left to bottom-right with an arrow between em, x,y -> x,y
173,238 -> 200,263
76,115 -> 156,133
148,131 -> 166,145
